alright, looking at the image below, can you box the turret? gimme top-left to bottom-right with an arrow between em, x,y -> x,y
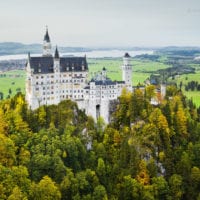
102,67 -> 107,81
122,53 -> 132,90
43,27 -> 52,56
123,52 -> 131,65
54,46 -> 60,73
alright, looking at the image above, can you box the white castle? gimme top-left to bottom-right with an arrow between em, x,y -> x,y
26,29 -> 133,123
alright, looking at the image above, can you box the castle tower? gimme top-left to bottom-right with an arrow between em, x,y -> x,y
54,46 -> 60,72
122,53 -> 132,91
160,84 -> 166,99
53,46 -> 60,104
102,67 -> 107,81
43,27 -> 52,56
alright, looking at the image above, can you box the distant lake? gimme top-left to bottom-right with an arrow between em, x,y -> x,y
0,49 -> 153,61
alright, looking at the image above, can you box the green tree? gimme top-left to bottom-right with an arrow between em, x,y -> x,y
0,133 -> 16,167
152,176 -> 169,200
93,185 -> 108,200
8,186 -> 28,200
30,176 -> 61,200
169,174 -> 183,200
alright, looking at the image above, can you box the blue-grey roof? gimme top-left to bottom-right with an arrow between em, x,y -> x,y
90,79 -> 116,86
29,56 -> 88,74
116,81 -> 125,84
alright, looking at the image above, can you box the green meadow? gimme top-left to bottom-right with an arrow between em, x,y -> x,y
172,70 -> 200,107
0,70 -> 25,98
88,58 -> 170,86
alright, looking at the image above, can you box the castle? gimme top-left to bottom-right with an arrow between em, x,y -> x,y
25,29 -> 133,123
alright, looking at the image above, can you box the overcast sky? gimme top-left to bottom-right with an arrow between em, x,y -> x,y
0,0 -> 199,47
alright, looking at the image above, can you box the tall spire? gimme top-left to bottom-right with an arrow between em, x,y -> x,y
54,46 -> 59,59
43,26 -> 52,56
44,26 -> 50,42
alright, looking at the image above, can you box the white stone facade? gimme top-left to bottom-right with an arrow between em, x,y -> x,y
26,29 -> 133,123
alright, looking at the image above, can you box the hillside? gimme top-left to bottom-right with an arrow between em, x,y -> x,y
0,88 -> 200,199
0,42 -> 92,55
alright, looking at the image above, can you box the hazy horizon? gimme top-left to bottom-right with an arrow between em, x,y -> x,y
0,0 -> 199,47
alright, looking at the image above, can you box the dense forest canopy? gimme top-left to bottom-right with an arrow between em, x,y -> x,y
0,86 -> 200,199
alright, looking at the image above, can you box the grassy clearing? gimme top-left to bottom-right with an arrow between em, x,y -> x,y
0,70 -> 25,98
184,91 -> 200,107
89,58 -> 170,86
172,73 -> 200,107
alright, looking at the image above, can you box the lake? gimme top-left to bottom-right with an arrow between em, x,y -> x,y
0,49 -> 153,61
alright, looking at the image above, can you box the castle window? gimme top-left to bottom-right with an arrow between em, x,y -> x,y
51,75 -> 54,78
41,76 -> 44,79
36,76 -> 38,79
36,82 -> 38,85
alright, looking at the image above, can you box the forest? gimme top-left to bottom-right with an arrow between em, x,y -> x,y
0,85 -> 200,200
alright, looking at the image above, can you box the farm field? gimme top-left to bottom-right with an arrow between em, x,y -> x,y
172,72 -> 200,107
0,70 -> 25,99
88,58 -> 170,85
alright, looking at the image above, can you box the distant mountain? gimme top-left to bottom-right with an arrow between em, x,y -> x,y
0,42 -> 92,55
1,42 -> 200,56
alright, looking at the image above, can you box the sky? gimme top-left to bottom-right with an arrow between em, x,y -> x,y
0,0 -> 200,47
